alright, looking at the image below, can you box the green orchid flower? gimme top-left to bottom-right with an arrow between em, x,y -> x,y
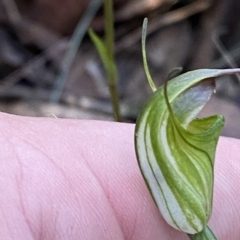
134,18 -> 240,239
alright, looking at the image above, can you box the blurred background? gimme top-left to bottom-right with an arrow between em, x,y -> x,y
0,0 -> 239,137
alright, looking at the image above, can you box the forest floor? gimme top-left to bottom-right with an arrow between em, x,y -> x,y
0,0 -> 239,138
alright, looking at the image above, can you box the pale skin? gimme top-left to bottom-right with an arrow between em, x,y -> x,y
0,113 -> 239,240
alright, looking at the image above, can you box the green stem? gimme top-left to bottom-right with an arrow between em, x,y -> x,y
104,0 -> 122,121
188,226 -> 218,240
104,0 -> 114,61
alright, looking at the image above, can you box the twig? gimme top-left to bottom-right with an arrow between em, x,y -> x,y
211,45 -> 240,68
2,0 -> 21,24
212,29 -> 240,83
0,40 -> 67,93
50,0 -> 102,103
115,0 -> 210,52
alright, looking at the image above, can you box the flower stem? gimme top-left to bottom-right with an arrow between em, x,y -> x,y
103,0 -> 122,121
188,226 -> 217,240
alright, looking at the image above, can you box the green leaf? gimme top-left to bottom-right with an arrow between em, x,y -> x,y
135,68 -> 240,235
88,28 -> 118,82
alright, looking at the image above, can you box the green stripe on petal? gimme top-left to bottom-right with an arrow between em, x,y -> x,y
135,69 -> 240,234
